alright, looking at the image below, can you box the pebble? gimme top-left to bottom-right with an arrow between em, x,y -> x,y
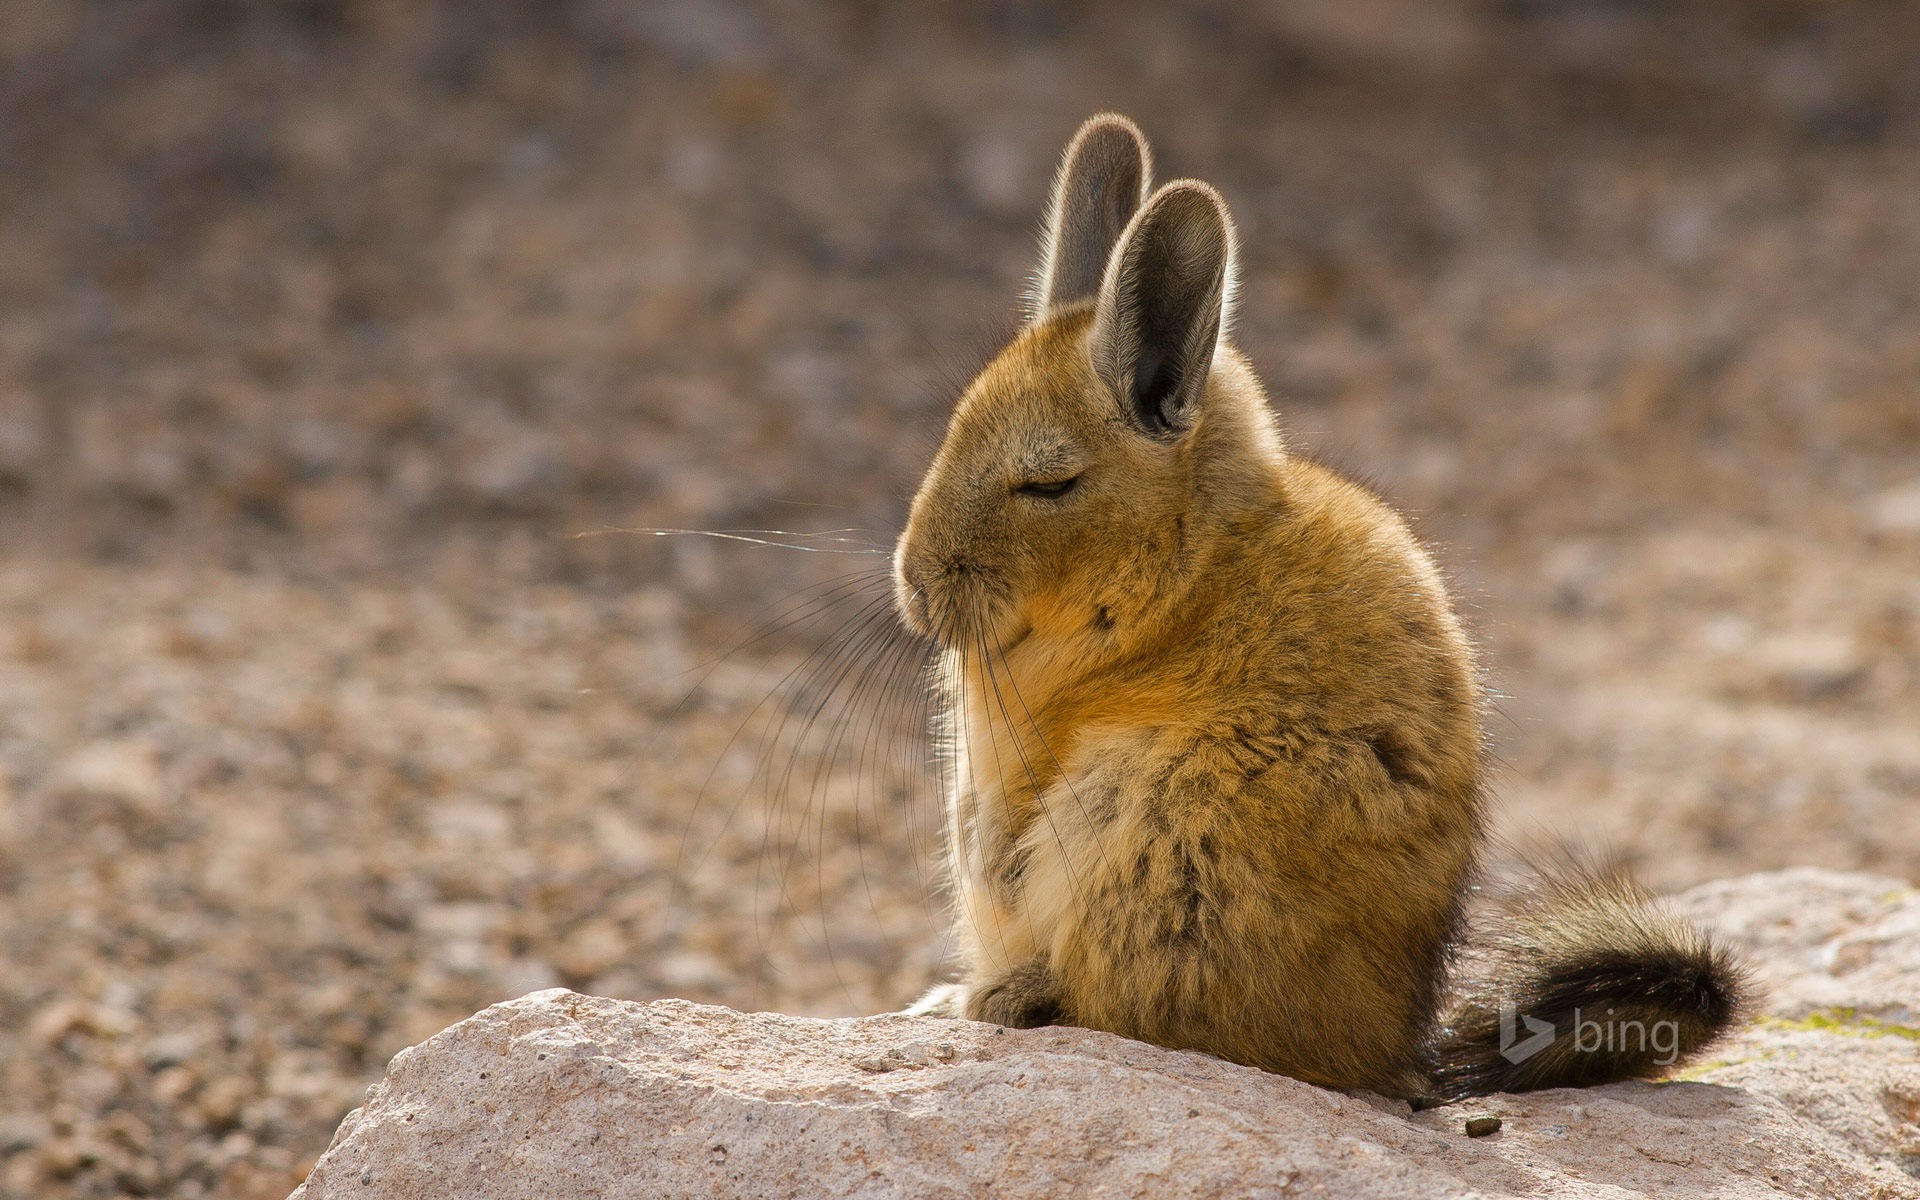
1464,1115 -> 1503,1138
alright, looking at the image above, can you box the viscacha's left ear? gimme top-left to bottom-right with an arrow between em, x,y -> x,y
1089,179 -> 1237,437
1029,114 -> 1153,323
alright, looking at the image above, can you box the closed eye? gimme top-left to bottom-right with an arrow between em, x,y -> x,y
1015,476 -> 1081,499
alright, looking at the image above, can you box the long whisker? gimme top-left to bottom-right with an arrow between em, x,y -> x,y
974,625 -> 1089,943
757,593 -> 913,986
965,618 -> 1056,974
735,591 -> 900,1003
847,625 -> 935,965
749,592 -> 899,927
664,569 -> 897,721
668,557 -> 946,1014
894,588 -> 961,971
845,624 -> 948,999
674,580 -> 895,895
784,601 -> 934,1007
989,634 -> 1120,885
574,527 -> 892,554
943,626 -> 993,972
920,641 -> 961,975
892,638 -> 943,924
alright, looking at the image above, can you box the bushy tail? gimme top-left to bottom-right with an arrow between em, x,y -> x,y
1424,862 -> 1753,1104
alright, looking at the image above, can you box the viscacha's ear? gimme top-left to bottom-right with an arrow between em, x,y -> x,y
1089,180 -> 1237,437
1029,114 -> 1152,322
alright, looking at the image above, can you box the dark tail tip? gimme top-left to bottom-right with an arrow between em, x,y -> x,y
1424,864 -> 1754,1103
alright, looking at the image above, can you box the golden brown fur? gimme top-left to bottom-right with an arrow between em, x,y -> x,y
894,115 -> 1748,1101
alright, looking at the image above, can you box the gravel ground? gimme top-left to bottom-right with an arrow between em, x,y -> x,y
2,3 -> 1918,1196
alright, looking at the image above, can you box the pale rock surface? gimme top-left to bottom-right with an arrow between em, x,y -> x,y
1676,868 -> 1920,1180
293,871 -> 1920,1199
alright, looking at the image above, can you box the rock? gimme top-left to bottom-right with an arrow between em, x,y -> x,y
292,872 -> 1920,1199
1675,868 -> 1920,1176
1674,867 -> 1920,1023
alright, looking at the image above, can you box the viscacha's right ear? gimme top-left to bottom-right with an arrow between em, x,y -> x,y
1089,180 -> 1237,438
1028,114 -> 1152,324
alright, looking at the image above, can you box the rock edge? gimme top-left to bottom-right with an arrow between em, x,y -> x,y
292,870 -> 1920,1199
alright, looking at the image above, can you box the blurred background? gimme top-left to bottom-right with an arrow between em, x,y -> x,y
3,1 -> 1919,1196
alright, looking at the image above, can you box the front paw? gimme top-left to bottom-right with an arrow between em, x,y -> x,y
964,960 -> 1061,1029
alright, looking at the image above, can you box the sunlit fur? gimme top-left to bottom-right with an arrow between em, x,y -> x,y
892,115 -> 1748,1101
897,309 -> 1477,1095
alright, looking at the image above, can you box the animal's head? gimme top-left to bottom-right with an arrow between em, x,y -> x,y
894,114 -> 1275,657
